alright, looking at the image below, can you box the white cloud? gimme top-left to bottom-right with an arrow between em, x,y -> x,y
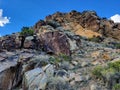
0,9 -> 10,27
110,14 -> 120,23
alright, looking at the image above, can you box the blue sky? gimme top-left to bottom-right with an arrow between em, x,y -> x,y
0,0 -> 120,36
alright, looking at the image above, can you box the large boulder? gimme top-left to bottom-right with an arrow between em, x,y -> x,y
23,68 -> 47,90
23,36 -> 35,49
39,31 -> 71,55
23,64 -> 54,90
0,53 -> 22,90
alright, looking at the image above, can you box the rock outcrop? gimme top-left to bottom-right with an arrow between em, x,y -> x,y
0,34 -> 21,51
39,31 -> 71,55
0,52 -> 22,90
0,10 -> 120,90
43,10 -> 120,40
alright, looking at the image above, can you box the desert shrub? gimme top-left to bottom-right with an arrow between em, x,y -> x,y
115,43 -> 120,49
88,36 -> 103,42
106,42 -> 120,49
46,20 -> 60,28
108,61 -> 120,72
92,60 -> 120,82
49,54 -> 71,64
49,54 -> 71,69
20,27 -> 34,37
101,67 -> 116,80
92,65 -> 103,79
58,53 -> 71,62
112,84 -> 120,90
46,77 -> 73,90
30,55 -> 49,67
49,56 -> 61,65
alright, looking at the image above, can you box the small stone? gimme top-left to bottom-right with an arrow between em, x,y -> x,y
92,60 -> 99,66
70,80 -> 75,86
85,75 -> 91,81
71,61 -> 78,65
81,61 -> 89,67
69,64 -> 74,69
56,70 -> 68,77
90,84 -> 98,90
63,76 -> 69,81
75,75 -> 85,82
69,73 -> 75,80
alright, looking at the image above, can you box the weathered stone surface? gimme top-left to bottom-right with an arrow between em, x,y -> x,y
23,64 -> 54,90
90,84 -> 99,90
68,38 -> 79,51
34,20 -> 46,33
0,56 -> 22,90
1,34 -> 21,51
39,31 -> 71,55
36,25 -> 55,36
23,68 -> 47,90
24,36 -> 35,49
79,11 -> 100,32
42,64 -> 54,77
21,55 -> 50,74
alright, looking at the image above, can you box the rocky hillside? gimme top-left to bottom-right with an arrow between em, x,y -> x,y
0,10 -> 120,90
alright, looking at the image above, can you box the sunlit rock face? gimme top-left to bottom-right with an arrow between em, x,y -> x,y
0,10 -> 120,90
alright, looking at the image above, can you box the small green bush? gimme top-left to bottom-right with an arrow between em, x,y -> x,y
58,53 -> 71,62
46,77 -> 73,90
49,57 -> 61,65
49,54 -> 71,65
112,84 -> 120,90
115,43 -> 120,49
92,65 -> 103,79
92,60 -> 120,80
108,61 -> 120,72
20,27 -> 34,37
101,67 -> 116,80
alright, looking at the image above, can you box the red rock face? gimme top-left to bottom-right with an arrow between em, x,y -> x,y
39,31 -> 70,55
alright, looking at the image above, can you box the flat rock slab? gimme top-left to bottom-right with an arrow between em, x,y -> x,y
0,55 -> 18,73
20,53 -> 34,59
